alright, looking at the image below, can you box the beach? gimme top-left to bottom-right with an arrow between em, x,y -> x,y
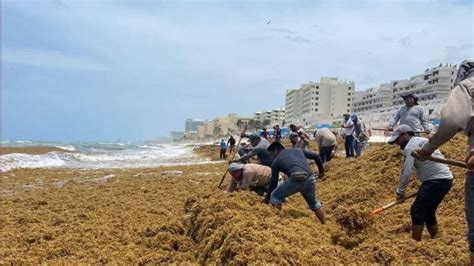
0,135 -> 470,264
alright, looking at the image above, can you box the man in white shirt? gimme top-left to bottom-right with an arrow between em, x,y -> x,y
342,113 -> 354,158
388,125 -> 453,241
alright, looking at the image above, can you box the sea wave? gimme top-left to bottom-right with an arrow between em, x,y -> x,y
0,143 -> 213,172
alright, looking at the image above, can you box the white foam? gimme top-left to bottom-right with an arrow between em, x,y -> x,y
54,145 -> 76,151
1,152 -> 66,172
0,143 -> 217,172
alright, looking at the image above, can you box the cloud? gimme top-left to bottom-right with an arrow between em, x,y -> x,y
284,36 -> 312,44
398,36 -> 413,47
3,47 -> 110,71
380,36 -> 394,42
267,28 -> 296,35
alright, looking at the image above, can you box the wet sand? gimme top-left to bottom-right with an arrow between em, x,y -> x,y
0,134 -> 470,264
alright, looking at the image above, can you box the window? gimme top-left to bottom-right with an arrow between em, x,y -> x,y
316,86 -> 319,89
348,87 -> 352,90
347,98 -> 351,101
315,108 -> 318,112
348,92 -> 351,96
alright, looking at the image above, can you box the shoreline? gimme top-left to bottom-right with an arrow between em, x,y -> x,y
0,134 -> 470,264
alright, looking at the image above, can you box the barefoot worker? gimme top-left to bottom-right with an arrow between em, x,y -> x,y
265,142 -> 326,224
388,125 -> 453,241
230,133 -> 273,167
416,59 -> 474,264
227,163 -> 271,196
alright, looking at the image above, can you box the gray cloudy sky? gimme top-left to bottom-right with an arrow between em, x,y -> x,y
2,0 -> 473,141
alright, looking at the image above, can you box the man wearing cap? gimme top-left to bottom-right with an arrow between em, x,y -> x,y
289,124 -> 311,143
289,132 -> 309,150
388,93 -> 430,133
227,163 -> 271,196
230,133 -> 273,167
416,59 -> 474,264
265,142 -> 326,224
342,113 -> 355,158
388,125 -> 453,241
314,125 -> 337,163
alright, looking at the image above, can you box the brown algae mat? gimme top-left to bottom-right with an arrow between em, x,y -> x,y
0,146 -> 70,155
0,134 -> 470,264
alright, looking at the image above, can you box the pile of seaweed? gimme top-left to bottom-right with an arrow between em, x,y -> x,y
0,134 -> 469,264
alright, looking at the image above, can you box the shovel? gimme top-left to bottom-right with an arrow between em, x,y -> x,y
218,126 -> 247,189
371,192 -> 417,216
372,128 -> 430,134
411,151 -> 467,169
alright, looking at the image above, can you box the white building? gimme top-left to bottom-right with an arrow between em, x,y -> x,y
285,77 -> 355,127
185,119 -> 207,132
352,64 -> 457,129
254,108 -> 285,127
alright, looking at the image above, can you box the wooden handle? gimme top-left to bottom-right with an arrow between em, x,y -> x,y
371,192 -> 417,216
218,127 -> 247,188
411,151 -> 467,169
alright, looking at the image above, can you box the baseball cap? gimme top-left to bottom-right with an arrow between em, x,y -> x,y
387,125 -> 414,144
248,133 -> 260,140
228,163 -> 244,172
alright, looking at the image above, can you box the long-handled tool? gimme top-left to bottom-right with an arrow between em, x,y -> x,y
411,151 -> 467,169
371,192 -> 417,216
372,128 -> 429,134
218,127 -> 247,189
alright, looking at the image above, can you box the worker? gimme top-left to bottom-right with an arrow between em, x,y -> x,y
314,125 -> 337,163
388,93 -> 430,133
388,125 -> 453,241
227,163 -> 271,196
230,133 -> 273,167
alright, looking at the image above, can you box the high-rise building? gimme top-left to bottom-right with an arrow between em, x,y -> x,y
285,77 -> 355,127
253,108 -> 285,127
185,119 -> 207,132
352,63 -> 457,129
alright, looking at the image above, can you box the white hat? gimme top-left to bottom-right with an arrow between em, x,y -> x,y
228,163 -> 244,172
387,125 -> 414,144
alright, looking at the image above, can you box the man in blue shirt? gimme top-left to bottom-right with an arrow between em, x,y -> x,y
219,139 -> 227,159
265,142 -> 326,224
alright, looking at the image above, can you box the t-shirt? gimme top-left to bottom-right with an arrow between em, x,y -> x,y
388,105 -> 430,132
397,137 -> 453,194
265,149 -> 324,202
314,128 -> 337,149
227,164 -> 271,192
342,119 -> 354,136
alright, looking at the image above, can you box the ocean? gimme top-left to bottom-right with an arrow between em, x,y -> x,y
1,140 -> 214,172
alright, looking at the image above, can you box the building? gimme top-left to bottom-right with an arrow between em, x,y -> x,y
285,77 -> 355,127
185,119 -> 207,132
352,63 -> 457,129
253,108 -> 285,127
196,113 -> 246,139
170,131 -> 185,141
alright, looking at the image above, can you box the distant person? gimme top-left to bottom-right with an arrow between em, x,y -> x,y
314,125 -> 337,163
289,124 -> 311,143
260,128 -> 269,140
230,134 -> 272,166
388,125 -> 452,241
227,163 -> 271,196
342,114 -> 355,158
227,135 -> 236,154
388,93 -> 430,133
417,59 -> 474,264
219,139 -> 227,159
273,125 -> 282,143
351,114 -> 368,158
265,142 -> 326,224
289,132 -> 308,150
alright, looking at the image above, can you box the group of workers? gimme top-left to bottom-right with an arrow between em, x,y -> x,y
220,59 -> 473,264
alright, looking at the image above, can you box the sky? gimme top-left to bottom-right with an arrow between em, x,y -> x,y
2,0 -> 473,141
